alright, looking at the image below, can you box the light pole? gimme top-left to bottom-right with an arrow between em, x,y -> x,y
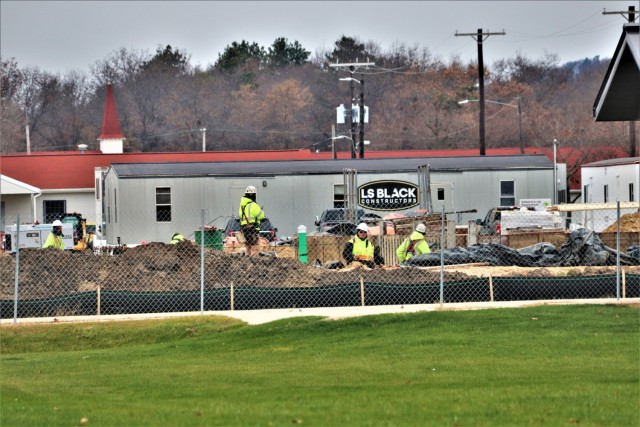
330,135 -> 355,159
553,138 -> 558,205
459,97 -> 524,154
339,76 -> 366,159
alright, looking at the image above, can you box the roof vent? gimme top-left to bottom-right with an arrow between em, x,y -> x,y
78,144 -> 88,154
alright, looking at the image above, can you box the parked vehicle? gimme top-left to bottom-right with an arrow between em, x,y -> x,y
314,208 -> 383,234
55,213 -> 94,251
476,206 -> 559,235
223,217 -> 278,242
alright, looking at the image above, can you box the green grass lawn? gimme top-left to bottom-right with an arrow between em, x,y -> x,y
1,304 -> 638,426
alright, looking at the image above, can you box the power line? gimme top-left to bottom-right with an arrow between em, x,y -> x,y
455,29 -> 506,156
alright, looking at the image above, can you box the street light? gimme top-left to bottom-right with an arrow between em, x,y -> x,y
330,135 -> 354,159
458,97 -> 524,154
339,76 -> 366,159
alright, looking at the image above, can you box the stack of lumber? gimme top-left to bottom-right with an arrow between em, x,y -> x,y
390,214 -> 443,236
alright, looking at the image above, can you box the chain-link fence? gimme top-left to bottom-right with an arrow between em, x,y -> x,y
1,203 -> 639,321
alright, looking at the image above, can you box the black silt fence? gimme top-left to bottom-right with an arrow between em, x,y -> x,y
492,275 -> 639,301
0,292 -> 97,319
233,284 -> 361,310
2,275 -> 638,319
364,278 -> 489,305
99,289 -> 230,315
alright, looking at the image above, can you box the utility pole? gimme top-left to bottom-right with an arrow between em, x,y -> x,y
359,76 -> 365,158
25,111 -> 31,155
455,28 -> 505,156
330,61 -> 374,159
603,6 -> 638,157
349,66 -> 356,158
516,96 -> 524,154
331,124 -> 336,160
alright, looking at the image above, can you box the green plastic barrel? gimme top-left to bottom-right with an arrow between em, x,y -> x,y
194,229 -> 223,251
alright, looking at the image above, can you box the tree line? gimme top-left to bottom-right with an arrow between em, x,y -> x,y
0,35 -> 634,166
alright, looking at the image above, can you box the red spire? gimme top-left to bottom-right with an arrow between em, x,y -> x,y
98,84 -> 124,139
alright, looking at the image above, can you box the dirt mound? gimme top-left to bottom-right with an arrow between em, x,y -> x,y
2,241 -> 638,301
602,212 -> 640,233
0,242 -> 464,300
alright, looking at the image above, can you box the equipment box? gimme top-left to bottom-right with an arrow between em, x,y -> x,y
4,224 -> 74,252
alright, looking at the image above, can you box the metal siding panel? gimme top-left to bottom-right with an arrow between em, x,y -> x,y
104,167 -> 559,242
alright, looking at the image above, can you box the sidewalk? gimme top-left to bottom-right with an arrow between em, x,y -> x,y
2,298 -> 637,326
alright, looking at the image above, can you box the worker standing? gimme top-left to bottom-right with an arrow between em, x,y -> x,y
43,220 -> 65,250
342,223 -> 385,269
238,185 -> 265,256
396,223 -> 431,264
170,232 -> 185,244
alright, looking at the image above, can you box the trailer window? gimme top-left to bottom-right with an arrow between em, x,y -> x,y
156,187 -> 172,222
499,181 -> 515,206
334,184 -> 345,208
44,200 -> 66,223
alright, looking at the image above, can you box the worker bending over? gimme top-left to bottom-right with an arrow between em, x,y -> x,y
170,233 -> 185,244
396,223 -> 431,264
342,223 -> 385,269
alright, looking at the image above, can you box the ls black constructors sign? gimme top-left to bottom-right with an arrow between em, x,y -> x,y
358,180 -> 419,211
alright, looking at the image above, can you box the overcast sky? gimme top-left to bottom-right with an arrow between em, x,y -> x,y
1,1 -> 636,74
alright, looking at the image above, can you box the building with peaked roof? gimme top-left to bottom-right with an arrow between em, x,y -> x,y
0,175 -> 40,227
593,22 -> 640,121
97,84 -> 125,154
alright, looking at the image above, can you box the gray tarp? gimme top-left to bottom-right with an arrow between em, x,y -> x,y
406,228 -> 640,267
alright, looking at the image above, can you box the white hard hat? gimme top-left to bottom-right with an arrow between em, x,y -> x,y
356,223 -> 369,232
52,220 -> 63,226
416,223 -> 426,233
245,185 -> 257,194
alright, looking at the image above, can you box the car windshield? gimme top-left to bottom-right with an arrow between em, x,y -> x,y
322,209 -> 364,222
324,210 -> 345,221
225,217 -> 274,233
62,217 -> 78,226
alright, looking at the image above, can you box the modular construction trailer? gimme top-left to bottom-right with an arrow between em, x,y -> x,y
100,154 -> 566,245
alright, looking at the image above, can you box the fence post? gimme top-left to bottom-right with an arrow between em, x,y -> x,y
200,209 -> 205,313
616,201 -> 620,301
439,206 -> 445,305
13,216 -> 20,324
360,275 -> 365,306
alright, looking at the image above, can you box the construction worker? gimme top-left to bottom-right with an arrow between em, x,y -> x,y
170,232 -> 185,244
238,185 -> 265,256
396,223 -> 431,264
342,223 -> 385,269
43,220 -> 65,250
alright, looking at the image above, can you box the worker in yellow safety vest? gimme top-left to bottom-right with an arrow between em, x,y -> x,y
43,220 -> 65,250
396,223 -> 431,264
342,223 -> 385,269
170,233 -> 185,244
238,185 -> 265,256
